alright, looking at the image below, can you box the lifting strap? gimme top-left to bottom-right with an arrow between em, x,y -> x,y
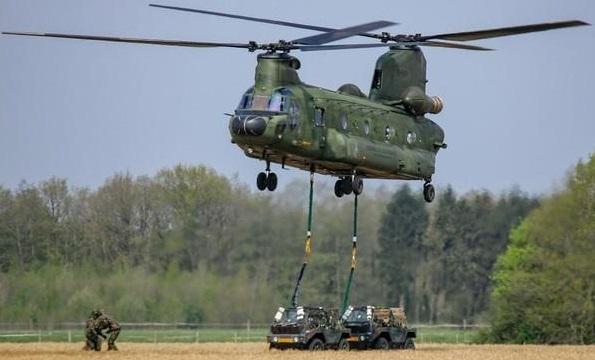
290,172 -> 314,307
341,194 -> 358,315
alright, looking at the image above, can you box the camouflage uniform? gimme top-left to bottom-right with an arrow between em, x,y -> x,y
94,313 -> 121,351
83,311 -> 103,351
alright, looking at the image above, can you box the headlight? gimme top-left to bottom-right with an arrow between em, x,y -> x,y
360,336 -> 365,341
294,337 -> 299,342
273,337 -> 278,342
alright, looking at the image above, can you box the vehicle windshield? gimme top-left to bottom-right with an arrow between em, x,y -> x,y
273,307 -> 305,323
237,88 -> 295,113
345,309 -> 369,322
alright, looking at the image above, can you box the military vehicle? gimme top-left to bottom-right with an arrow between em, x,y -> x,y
267,306 -> 350,350
342,305 -> 416,350
3,5 -> 588,202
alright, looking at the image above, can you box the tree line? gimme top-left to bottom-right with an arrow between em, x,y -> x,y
0,164 -> 539,328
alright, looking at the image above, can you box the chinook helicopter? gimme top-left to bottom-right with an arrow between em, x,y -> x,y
3,5 -> 588,202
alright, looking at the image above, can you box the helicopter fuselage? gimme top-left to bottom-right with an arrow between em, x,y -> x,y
229,52 -> 445,181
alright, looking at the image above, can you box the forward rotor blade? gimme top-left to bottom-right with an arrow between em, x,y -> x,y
149,3 -> 385,41
2,31 -> 251,49
293,20 -> 396,45
150,4 -> 333,32
421,20 -> 590,42
298,41 -> 491,51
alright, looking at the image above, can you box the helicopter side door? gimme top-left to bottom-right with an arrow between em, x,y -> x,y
313,106 -> 327,149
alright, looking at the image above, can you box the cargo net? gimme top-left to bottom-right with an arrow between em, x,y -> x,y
373,307 -> 407,327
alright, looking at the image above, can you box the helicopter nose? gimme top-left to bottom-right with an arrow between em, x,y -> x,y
230,115 -> 267,136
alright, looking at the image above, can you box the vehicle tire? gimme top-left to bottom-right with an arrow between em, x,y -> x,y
374,336 -> 390,350
256,172 -> 267,191
352,175 -> 363,195
404,338 -> 415,350
334,180 -> 344,198
266,172 -> 278,191
308,338 -> 324,351
337,338 -> 350,351
423,183 -> 435,203
341,177 -> 353,195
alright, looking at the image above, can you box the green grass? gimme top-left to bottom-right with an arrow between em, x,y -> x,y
0,327 -> 481,344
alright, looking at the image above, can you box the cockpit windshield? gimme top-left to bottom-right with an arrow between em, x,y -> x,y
237,88 -> 295,113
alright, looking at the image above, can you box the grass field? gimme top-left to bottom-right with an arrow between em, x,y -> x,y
0,343 -> 593,360
0,327 -> 481,344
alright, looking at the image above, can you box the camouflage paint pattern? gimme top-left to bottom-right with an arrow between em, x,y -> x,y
230,48 -> 445,182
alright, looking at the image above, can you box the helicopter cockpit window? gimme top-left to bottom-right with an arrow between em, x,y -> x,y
268,88 -> 294,112
268,92 -> 286,112
314,107 -> 325,127
363,120 -> 370,136
237,88 -> 254,110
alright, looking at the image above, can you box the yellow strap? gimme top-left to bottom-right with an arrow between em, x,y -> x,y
351,247 -> 357,268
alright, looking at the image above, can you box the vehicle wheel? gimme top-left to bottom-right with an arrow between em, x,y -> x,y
334,180 -> 344,198
423,183 -> 435,203
341,177 -> 353,195
404,338 -> 415,350
352,175 -> 363,195
308,338 -> 324,351
374,336 -> 390,350
337,338 -> 350,351
266,172 -> 278,191
256,172 -> 267,191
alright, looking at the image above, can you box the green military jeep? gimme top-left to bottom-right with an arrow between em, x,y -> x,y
341,305 -> 416,350
267,306 -> 351,350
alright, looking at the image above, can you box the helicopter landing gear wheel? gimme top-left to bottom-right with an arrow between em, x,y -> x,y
256,172 -> 267,191
352,175 -> 363,195
423,182 -> 435,203
256,168 -> 278,192
266,172 -> 278,191
334,176 -> 363,197
340,177 -> 353,195
334,180 -> 344,198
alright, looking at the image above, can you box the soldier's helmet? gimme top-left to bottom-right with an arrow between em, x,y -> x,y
91,309 -> 103,318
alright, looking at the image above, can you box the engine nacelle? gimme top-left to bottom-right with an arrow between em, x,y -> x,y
402,86 -> 444,115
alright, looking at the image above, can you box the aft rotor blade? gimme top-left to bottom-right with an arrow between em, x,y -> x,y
149,3 -> 385,41
420,20 -> 590,42
293,20 -> 396,45
298,41 -> 491,51
2,31 -> 251,49
421,40 -> 492,51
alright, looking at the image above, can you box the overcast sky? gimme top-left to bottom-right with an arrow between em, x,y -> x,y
1,0 -> 593,196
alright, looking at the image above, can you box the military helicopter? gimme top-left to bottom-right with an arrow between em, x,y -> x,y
3,5 -> 588,202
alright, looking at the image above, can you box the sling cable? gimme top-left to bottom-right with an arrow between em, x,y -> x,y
341,194 -> 359,315
290,171 -> 315,307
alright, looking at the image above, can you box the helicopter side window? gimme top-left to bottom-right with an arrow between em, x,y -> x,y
372,70 -> 382,89
363,120 -> 370,136
314,107 -> 325,127
288,100 -> 300,129
385,126 -> 395,141
340,113 -> 349,131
